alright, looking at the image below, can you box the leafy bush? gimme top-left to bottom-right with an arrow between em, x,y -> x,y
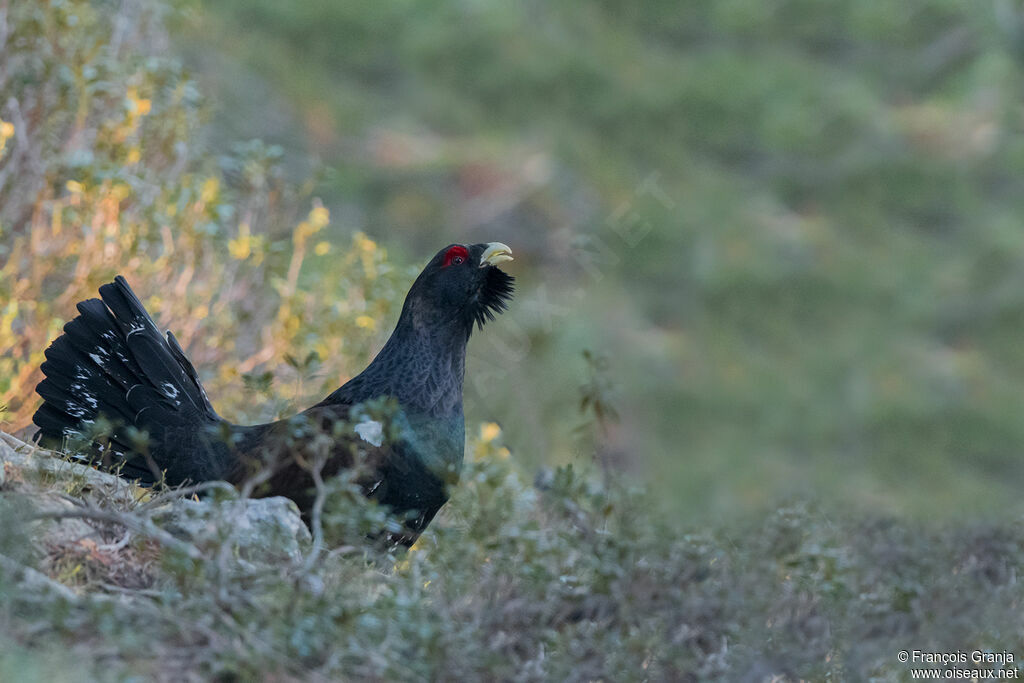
2,429 -> 1023,681
0,0 -> 410,428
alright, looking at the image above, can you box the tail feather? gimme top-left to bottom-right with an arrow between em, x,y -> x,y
97,277 -> 218,419
32,403 -> 79,438
32,275 -> 225,485
125,383 -> 179,422
166,329 -> 218,414
40,329 -> 138,420
67,302 -> 147,387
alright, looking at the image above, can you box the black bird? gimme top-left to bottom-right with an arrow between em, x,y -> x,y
32,242 -> 514,545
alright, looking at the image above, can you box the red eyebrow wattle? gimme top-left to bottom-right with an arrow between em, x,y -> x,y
442,245 -> 469,267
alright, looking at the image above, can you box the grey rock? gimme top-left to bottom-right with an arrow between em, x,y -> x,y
153,495 -> 311,564
0,431 -> 137,505
0,430 -> 311,570
31,495 -> 101,549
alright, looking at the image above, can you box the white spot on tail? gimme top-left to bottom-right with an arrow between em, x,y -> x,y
354,419 -> 384,447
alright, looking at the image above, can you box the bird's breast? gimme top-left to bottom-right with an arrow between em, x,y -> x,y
393,407 -> 466,488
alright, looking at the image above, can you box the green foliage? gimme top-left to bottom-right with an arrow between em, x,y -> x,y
0,0 -> 413,429
180,0 -> 1024,521
2,444 -> 1023,680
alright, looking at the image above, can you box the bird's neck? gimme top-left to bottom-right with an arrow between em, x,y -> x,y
329,306 -> 469,417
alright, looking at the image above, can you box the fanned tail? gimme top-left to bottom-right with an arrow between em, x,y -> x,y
33,276 -> 228,485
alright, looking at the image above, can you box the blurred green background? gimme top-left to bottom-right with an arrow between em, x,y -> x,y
5,0 -> 1024,523
173,0 -> 1024,521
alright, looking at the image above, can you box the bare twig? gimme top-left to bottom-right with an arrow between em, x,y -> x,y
301,453 -> 328,574
135,479 -> 238,513
29,506 -> 203,560
98,530 -> 133,553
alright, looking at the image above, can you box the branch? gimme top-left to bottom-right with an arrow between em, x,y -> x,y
29,505 -> 203,560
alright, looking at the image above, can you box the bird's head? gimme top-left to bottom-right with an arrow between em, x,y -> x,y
404,242 -> 515,334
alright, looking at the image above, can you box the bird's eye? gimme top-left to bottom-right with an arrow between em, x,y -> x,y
443,245 -> 470,267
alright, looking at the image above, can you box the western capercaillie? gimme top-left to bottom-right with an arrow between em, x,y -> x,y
32,242 -> 514,545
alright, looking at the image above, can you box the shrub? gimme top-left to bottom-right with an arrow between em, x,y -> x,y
0,0 -> 410,429
3,429 -> 1024,681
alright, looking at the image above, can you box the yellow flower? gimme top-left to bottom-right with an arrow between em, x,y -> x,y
228,223 -> 252,260
355,315 -> 376,330
126,88 -> 151,116
353,233 -> 379,279
314,240 -> 331,256
355,232 -> 377,253
200,177 -> 219,205
0,120 -> 12,155
308,204 -> 329,231
480,422 -> 501,443
110,183 -> 131,201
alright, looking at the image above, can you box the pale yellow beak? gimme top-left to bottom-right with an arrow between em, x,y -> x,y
480,242 -> 513,268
